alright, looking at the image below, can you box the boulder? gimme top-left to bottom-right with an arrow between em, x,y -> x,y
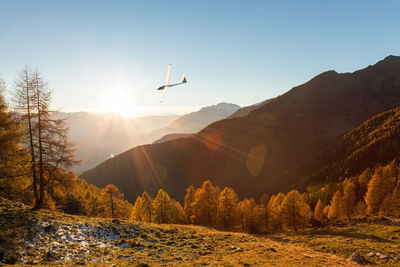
349,252 -> 369,265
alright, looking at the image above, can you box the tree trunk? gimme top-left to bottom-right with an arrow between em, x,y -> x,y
23,71 -> 39,210
36,72 -> 45,210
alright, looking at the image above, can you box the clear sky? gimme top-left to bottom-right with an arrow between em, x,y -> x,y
1,0 -> 399,117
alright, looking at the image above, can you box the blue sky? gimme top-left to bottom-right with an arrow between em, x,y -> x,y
1,0 -> 399,116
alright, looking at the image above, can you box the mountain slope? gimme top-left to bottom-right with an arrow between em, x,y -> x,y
83,56 -> 400,202
146,103 -> 240,142
285,106 -> 400,189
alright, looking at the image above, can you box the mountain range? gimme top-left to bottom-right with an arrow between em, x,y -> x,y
82,55 -> 400,203
60,103 -> 240,172
145,103 -> 241,143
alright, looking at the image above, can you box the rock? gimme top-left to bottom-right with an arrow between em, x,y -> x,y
140,234 -> 148,239
320,246 -> 326,250
267,247 -> 277,252
376,252 -> 390,260
112,219 -> 120,224
367,252 -> 375,257
349,252 -> 369,265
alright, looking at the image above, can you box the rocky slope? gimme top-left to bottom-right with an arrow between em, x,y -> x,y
0,198 -> 366,266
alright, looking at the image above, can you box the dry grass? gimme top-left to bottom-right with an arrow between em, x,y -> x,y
0,198 -> 384,266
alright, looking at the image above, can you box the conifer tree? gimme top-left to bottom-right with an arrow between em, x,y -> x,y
268,193 -> 284,231
314,199 -> 324,223
216,187 -> 238,229
102,184 -> 124,218
390,182 -> 400,218
184,185 -> 195,223
280,190 -> 312,230
365,166 -> 396,214
353,200 -> 367,218
170,199 -> 185,224
131,196 -> 144,221
12,68 -> 78,209
342,180 -> 357,220
259,193 -> 270,231
328,190 -> 342,219
237,198 -> 257,232
0,77 -> 29,199
191,180 -> 218,226
153,189 -> 172,223
358,168 -> 373,198
141,191 -> 153,222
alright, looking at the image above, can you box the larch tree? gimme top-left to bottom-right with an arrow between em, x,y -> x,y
328,190 -> 342,219
216,187 -> 238,229
237,198 -> 257,232
365,166 -> 396,214
170,199 -> 185,224
390,181 -> 400,217
183,185 -> 195,224
353,200 -> 367,218
102,184 -> 124,218
131,196 -> 144,222
153,189 -> 172,223
12,68 -> 78,209
280,190 -> 312,230
342,180 -> 357,220
314,199 -> 324,223
141,191 -> 153,222
358,168 -> 373,198
268,193 -> 284,231
191,180 -> 219,226
259,193 -> 270,231
0,77 -> 29,199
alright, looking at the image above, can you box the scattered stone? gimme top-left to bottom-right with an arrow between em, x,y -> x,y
367,252 -> 375,257
376,252 -> 390,260
349,252 -> 369,265
236,247 -> 243,252
267,247 -> 277,252
112,219 -> 120,224
320,246 -> 326,250
140,234 -> 148,239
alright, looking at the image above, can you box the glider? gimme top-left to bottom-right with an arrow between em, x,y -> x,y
157,64 -> 187,103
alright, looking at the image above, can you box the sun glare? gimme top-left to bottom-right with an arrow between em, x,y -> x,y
103,88 -> 132,116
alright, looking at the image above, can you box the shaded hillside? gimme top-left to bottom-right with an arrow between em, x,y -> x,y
83,56 -> 400,203
146,103 -> 240,143
287,106 -> 400,189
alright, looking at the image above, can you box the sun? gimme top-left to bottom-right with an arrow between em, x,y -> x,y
103,87 -> 132,116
